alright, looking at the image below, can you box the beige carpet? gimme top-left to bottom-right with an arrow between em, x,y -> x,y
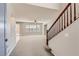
10,35 -> 52,56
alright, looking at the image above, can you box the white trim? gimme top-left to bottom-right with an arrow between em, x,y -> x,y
6,43 -> 16,56
6,36 -> 20,56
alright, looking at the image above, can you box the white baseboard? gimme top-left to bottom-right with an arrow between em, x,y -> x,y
6,36 -> 20,56
6,44 -> 16,56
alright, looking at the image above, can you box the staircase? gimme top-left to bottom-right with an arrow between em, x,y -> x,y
45,3 -> 79,55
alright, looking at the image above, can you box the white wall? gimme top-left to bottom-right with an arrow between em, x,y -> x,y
49,19 -> 79,56
16,23 -> 20,44
6,4 -> 16,56
16,23 -> 20,35
47,3 -> 68,29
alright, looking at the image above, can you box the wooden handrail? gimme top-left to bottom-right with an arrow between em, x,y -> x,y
48,3 -> 71,32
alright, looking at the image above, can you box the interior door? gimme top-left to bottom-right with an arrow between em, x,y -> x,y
0,3 -> 6,56
0,3 -> 9,56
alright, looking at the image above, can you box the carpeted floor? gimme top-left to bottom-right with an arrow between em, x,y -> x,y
10,35 -> 54,56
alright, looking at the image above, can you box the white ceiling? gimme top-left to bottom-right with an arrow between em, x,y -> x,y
9,3 -> 61,23
27,3 -> 60,10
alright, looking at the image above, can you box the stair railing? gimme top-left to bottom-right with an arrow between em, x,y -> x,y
46,3 -> 77,45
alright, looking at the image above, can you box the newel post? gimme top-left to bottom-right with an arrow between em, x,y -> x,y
46,30 -> 48,45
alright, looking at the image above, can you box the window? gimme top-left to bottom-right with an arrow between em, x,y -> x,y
25,23 -> 41,33
25,24 -> 30,32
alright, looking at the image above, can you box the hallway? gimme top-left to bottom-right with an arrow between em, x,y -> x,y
0,3 -> 79,56
10,35 -> 52,56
